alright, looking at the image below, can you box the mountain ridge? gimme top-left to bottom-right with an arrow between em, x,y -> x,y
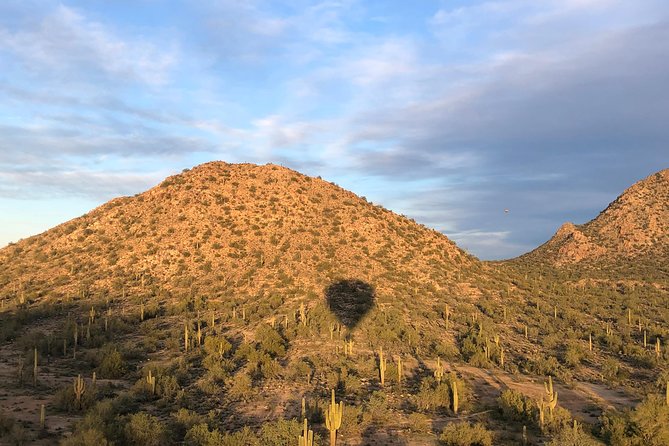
510,168 -> 669,276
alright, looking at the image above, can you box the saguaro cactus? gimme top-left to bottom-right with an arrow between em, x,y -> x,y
537,398 -> 545,428
40,404 -> 45,430
184,323 -> 189,352
299,303 -> 307,326
589,333 -> 592,352
547,391 -> 558,418
451,376 -> 459,414
299,418 -> 314,446
146,370 -> 156,395
74,375 -> 86,409
396,356 -> 403,385
656,337 -> 662,358
325,389 -> 343,446
33,348 -> 38,387
379,349 -> 386,386
544,376 -> 554,400
434,357 -> 444,384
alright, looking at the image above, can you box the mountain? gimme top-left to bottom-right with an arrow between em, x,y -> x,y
0,161 -> 486,313
511,169 -> 669,278
1,162 -> 667,446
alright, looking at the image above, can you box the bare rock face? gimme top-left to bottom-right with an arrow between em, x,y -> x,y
551,223 -> 606,265
516,169 -> 669,269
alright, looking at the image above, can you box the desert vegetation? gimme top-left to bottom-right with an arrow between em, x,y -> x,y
0,163 -> 667,445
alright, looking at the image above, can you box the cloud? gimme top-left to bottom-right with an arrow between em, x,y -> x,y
0,5 -> 177,86
0,167 -> 163,201
0,0 -> 667,258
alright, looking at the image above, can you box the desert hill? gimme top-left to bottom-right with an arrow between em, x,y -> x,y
0,162 -> 667,446
510,169 -> 669,278
0,161 -> 482,308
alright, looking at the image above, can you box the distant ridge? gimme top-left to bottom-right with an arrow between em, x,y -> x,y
511,169 -> 669,277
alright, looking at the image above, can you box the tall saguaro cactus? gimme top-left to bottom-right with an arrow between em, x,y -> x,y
74,375 -> 86,410
299,418 -> 314,446
146,369 -> 156,395
33,347 -> 38,387
378,348 -> 386,386
396,356 -> 403,385
451,376 -> 459,414
325,389 -> 343,446
184,323 -> 189,352
434,357 -> 444,384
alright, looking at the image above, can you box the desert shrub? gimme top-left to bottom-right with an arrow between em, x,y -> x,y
362,391 -> 392,424
545,421 -> 600,446
498,389 -> 533,422
0,409 -> 16,435
340,404 -> 366,436
220,426 -> 260,446
286,358 -> 313,383
258,419 -> 302,446
124,412 -> 167,446
439,422 -> 494,446
415,377 -> 451,412
54,381 -> 98,412
203,335 -> 232,358
542,406 -> 573,435
602,358 -> 627,383
171,409 -> 204,438
226,371 -> 253,401
563,341 -> 585,368
255,324 -> 286,357
408,412 -> 432,433
185,423 -> 224,446
97,347 -> 126,378
61,428 -> 109,446
601,395 -> 669,446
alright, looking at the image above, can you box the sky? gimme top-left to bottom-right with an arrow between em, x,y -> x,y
0,0 -> 667,260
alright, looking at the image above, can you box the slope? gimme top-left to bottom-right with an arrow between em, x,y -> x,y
511,168 -> 669,278
0,161 -> 481,307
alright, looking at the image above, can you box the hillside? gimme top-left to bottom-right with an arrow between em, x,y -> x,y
0,162 -> 667,446
0,161 -> 480,307
511,169 -> 669,278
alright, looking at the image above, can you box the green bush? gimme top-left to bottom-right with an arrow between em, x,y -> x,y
97,347 -> 126,379
185,423 -> 224,446
439,422 -> 494,446
546,421 -> 600,446
61,428 -> 109,446
601,395 -> 669,446
124,412 -> 167,446
498,389 -> 532,422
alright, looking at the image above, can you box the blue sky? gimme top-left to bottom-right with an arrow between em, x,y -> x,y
0,0 -> 667,259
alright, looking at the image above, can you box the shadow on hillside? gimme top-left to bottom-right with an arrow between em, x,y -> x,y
325,279 -> 375,329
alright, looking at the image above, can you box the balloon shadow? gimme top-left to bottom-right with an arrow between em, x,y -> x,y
325,279 -> 375,329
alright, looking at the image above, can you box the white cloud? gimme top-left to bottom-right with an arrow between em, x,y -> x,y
0,5 -> 177,85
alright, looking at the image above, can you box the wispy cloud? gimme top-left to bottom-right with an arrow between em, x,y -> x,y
0,0 -> 667,257
0,5 -> 177,86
